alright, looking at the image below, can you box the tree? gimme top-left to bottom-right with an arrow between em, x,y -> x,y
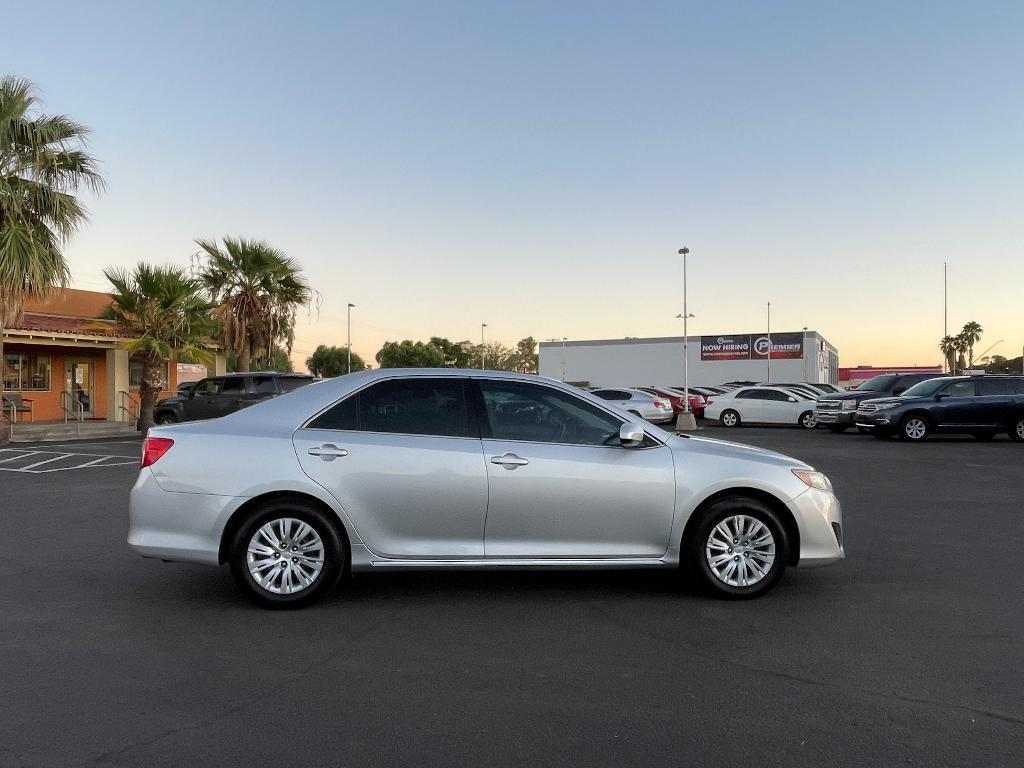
429,336 -> 473,368
511,336 -> 539,373
954,334 -> 968,374
960,321 -> 983,368
0,76 -> 103,441
985,355 -> 1024,375
306,344 -> 366,377
228,345 -> 294,373
938,336 -> 959,374
198,237 -> 311,372
103,264 -> 216,432
376,340 -> 444,368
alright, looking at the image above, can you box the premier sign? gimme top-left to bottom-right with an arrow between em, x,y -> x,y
700,332 -> 804,361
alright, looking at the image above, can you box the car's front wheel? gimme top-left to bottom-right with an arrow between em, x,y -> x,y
686,497 -> 788,599
229,499 -> 345,609
720,409 -> 741,428
798,411 -> 817,429
1009,417 -> 1024,443
900,415 -> 930,442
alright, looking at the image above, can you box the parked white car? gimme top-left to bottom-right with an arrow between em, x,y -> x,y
588,387 -> 675,424
705,386 -> 819,429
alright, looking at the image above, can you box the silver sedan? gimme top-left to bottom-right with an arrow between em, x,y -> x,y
128,369 -> 844,608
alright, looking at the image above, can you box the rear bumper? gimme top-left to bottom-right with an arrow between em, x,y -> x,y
127,469 -> 243,565
790,487 -> 845,567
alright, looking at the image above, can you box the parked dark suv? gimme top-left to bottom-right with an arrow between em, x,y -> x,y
154,372 -> 316,424
854,375 -> 1024,442
814,373 -> 946,432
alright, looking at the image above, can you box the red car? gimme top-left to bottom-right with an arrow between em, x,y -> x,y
637,386 -> 705,418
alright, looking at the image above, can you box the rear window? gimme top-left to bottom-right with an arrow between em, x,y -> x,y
280,377 -> 314,392
856,375 -> 896,391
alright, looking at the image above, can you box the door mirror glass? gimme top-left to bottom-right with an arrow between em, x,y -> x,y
787,396 -> 797,402
619,422 -> 646,448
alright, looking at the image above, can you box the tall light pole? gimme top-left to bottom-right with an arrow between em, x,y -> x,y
675,312 -> 694,404
481,324 -> 487,369
346,303 -> 355,373
561,337 -> 567,380
676,247 -> 697,432
766,301 -> 772,383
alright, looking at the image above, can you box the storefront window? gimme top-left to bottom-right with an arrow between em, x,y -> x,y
3,353 -> 52,391
129,357 -> 169,390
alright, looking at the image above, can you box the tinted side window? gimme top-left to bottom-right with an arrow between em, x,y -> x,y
360,378 -> 473,437
220,378 -> 246,396
252,376 -> 278,395
762,390 -> 791,401
943,381 -> 975,398
194,378 -> 221,396
308,395 -> 358,430
480,380 -> 624,446
979,379 -> 1013,396
735,389 -> 760,400
280,377 -> 313,392
1014,380 -> 1024,395
592,390 -> 620,401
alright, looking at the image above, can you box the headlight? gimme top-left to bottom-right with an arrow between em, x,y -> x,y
874,402 -> 899,410
841,400 -> 858,410
792,469 -> 833,492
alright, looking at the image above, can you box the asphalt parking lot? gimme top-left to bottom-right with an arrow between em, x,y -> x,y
1,428 -> 1022,767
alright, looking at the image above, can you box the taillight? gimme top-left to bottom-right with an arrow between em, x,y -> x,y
654,400 -> 667,409
141,437 -> 174,468
706,398 -> 714,405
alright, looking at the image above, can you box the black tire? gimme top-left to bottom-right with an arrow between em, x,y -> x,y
684,496 -> 789,599
228,498 -> 345,609
899,414 -> 930,442
1010,416 -> 1024,443
720,409 -> 741,428
154,411 -> 179,425
827,424 -> 849,433
798,411 -> 817,429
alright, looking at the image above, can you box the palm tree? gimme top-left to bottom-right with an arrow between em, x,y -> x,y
0,76 -> 103,441
103,264 -> 216,432
954,334 -> 968,375
960,321 -> 983,368
197,237 -> 311,372
938,336 -> 959,374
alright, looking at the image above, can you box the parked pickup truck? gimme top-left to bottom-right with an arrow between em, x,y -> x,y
814,372 -> 946,432
154,372 -> 316,424
854,375 -> 1024,441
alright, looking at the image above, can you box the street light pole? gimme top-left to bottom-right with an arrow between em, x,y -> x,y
766,301 -> 772,383
561,337 -> 567,381
676,247 -> 697,432
346,303 -> 355,373
481,324 -> 487,369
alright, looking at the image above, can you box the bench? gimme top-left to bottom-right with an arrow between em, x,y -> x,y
2,393 -> 34,422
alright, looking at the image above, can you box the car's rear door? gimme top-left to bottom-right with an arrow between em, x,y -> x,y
292,376 -> 487,559
931,380 -> 979,428
976,379 -> 1014,427
475,378 -> 675,559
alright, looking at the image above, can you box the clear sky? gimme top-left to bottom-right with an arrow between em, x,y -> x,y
6,1 -> 1022,369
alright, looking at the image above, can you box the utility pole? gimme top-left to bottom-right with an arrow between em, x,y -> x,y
767,301 -> 772,383
346,303 -> 355,373
675,247 -> 697,432
481,324 -> 487,369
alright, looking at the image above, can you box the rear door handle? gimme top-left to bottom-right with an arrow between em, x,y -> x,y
490,452 -> 529,468
308,444 -> 349,461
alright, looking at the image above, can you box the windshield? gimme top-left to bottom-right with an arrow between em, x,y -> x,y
855,375 -> 896,391
901,378 -> 950,398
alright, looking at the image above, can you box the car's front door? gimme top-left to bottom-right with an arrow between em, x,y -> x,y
292,377 -> 487,559
183,378 -> 222,420
931,380 -> 979,428
758,390 -> 796,423
476,379 -> 676,559
733,389 -> 764,422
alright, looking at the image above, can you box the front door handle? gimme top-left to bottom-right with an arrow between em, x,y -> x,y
308,444 -> 349,461
490,452 -> 529,469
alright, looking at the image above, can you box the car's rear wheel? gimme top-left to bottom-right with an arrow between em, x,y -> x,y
798,411 -> 817,429
229,499 -> 344,609
686,497 -> 788,599
720,409 -> 741,428
1009,417 -> 1024,443
155,412 -> 179,425
827,424 -> 849,433
900,415 -> 930,442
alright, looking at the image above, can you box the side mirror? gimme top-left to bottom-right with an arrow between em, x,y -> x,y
934,392 -> 949,400
893,388 -> 906,396
788,397 -> 797,402
619,422 -> 646,448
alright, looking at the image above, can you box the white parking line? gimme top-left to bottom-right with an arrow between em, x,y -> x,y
0,448 -> 139,473
0,450 -> 38,464
19,453 -> 73,471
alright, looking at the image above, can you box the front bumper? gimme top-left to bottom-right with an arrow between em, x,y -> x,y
854,411 -> 895,430
813,409 -> 856,425
127,468 -> 244,565
789,487 -> 845,567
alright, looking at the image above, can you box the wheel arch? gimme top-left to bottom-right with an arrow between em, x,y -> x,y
681,487 -> 801,566
218,490 -> 352,565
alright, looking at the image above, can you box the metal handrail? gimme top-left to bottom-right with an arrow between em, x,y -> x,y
2,399 -> 14,439
118,390 -> 140,424
60,390 -> 85,433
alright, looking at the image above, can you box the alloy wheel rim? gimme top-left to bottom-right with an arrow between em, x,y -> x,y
247,518 -> 325,595
802,413 -> 816,428
705,515 -> 775,588
1017,420 -> 1024,439
905,418 -> 927,439
723,412 -> 737,426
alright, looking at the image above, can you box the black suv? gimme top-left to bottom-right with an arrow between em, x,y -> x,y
854,375 -> 1024,442
814,373 -> 946,432
155,372 -> 316,424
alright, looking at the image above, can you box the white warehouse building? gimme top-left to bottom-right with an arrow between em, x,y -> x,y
538,331 -> 839,388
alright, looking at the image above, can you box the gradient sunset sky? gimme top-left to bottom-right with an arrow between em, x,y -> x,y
7,1 -> 1022,368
